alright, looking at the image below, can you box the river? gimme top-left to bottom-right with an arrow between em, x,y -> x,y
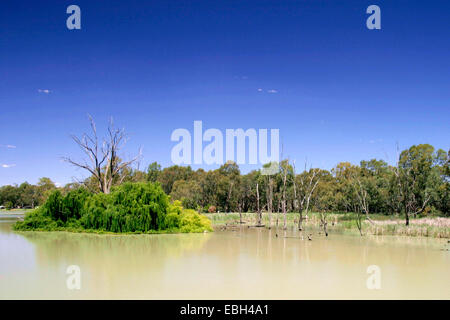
0,213 -> 448,299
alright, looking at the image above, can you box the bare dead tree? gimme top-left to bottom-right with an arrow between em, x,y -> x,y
292,161 -> 298,218
238,198 -> 243,224
406,187 -> 431,218
265,173 -> 274,229
296,165 -> 320,230
275,194 -> 281,228
63,116 -> 141,194
352,174 -> 374,225
256,182 -> 262,226
225,181 -> 234,213
319,210 -> 328,237
355,210 -> 363,236
391,143 -> 409,226
281,161 -> 289,230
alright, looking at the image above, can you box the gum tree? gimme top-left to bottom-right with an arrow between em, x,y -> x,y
63,116 -> 141,194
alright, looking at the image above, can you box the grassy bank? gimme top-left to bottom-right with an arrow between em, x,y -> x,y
206,212 -> 450,239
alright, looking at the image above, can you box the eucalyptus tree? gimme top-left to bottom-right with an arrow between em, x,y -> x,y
217,161 -> 241,212
170,179 -> 202,209
157,165 -> 193,194
395,144 -> 446,225
147,162 -> 161,183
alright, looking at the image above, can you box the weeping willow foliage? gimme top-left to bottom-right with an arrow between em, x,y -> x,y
14,183 -> 212,234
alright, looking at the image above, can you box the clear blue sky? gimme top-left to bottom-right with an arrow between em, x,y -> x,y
1,0 -> 449,186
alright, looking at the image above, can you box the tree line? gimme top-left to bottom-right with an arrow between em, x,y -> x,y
147,144 -> 449,228
0,177 -> 57,209
2,115 -> 448,229
3,144 -> 448,228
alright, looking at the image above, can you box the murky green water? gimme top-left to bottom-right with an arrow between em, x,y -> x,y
0,214 -> 449,299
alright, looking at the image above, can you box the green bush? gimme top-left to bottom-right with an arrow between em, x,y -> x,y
14,183 -> 212,234
179,209 -> 213,233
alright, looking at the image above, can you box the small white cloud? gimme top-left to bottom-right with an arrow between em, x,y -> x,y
55,182 -> 62,188
1,164 -> 16,168
38,89 -> 51,94
267,89 -> 278,93
257,88 -> 263,92
0,144 -> 16,149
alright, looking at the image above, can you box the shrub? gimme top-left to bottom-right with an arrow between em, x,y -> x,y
208,205 -> 216,213
179,209 -> 213,233
4,201 -> 13,210
14,183 -> 212,234
81,182 -> 169,232
164,212 -> 181,230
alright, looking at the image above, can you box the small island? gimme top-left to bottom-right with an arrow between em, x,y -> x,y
14,182 -> 212,234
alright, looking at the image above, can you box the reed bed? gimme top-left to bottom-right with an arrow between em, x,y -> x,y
206,212 -> 450,238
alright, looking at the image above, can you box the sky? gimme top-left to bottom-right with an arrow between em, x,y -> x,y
0,0 -> 449,186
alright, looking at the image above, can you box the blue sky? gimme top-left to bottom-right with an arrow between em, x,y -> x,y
1,0 -> 449,186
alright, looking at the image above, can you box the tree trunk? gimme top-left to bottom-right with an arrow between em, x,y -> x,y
256,183 -> 262,225
267,177 -> 273,229
298,206 -> 303,231
404,198 -> 409,226
239,202 -> 243,224
282,186 -> 287,230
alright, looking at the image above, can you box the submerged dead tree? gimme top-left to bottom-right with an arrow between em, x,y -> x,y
296,166 -> 320,231
281,160 -> 289,230
355,210 -> 363,236
256,182 -> 263,226
352,174 -> 374,225
63,116 -> 141,194
319,211 -> 328,236
264,163 -> 274,229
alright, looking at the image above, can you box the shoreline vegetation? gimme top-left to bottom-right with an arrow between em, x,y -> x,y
207,212 -> 450,239
2,119 -> 448,239
0,209 -> 31,214
11,205 -> 449,238
13,182 -> 212,234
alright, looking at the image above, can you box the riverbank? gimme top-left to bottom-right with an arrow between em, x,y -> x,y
0,209 -> 30,215
206,212 -> 450,239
